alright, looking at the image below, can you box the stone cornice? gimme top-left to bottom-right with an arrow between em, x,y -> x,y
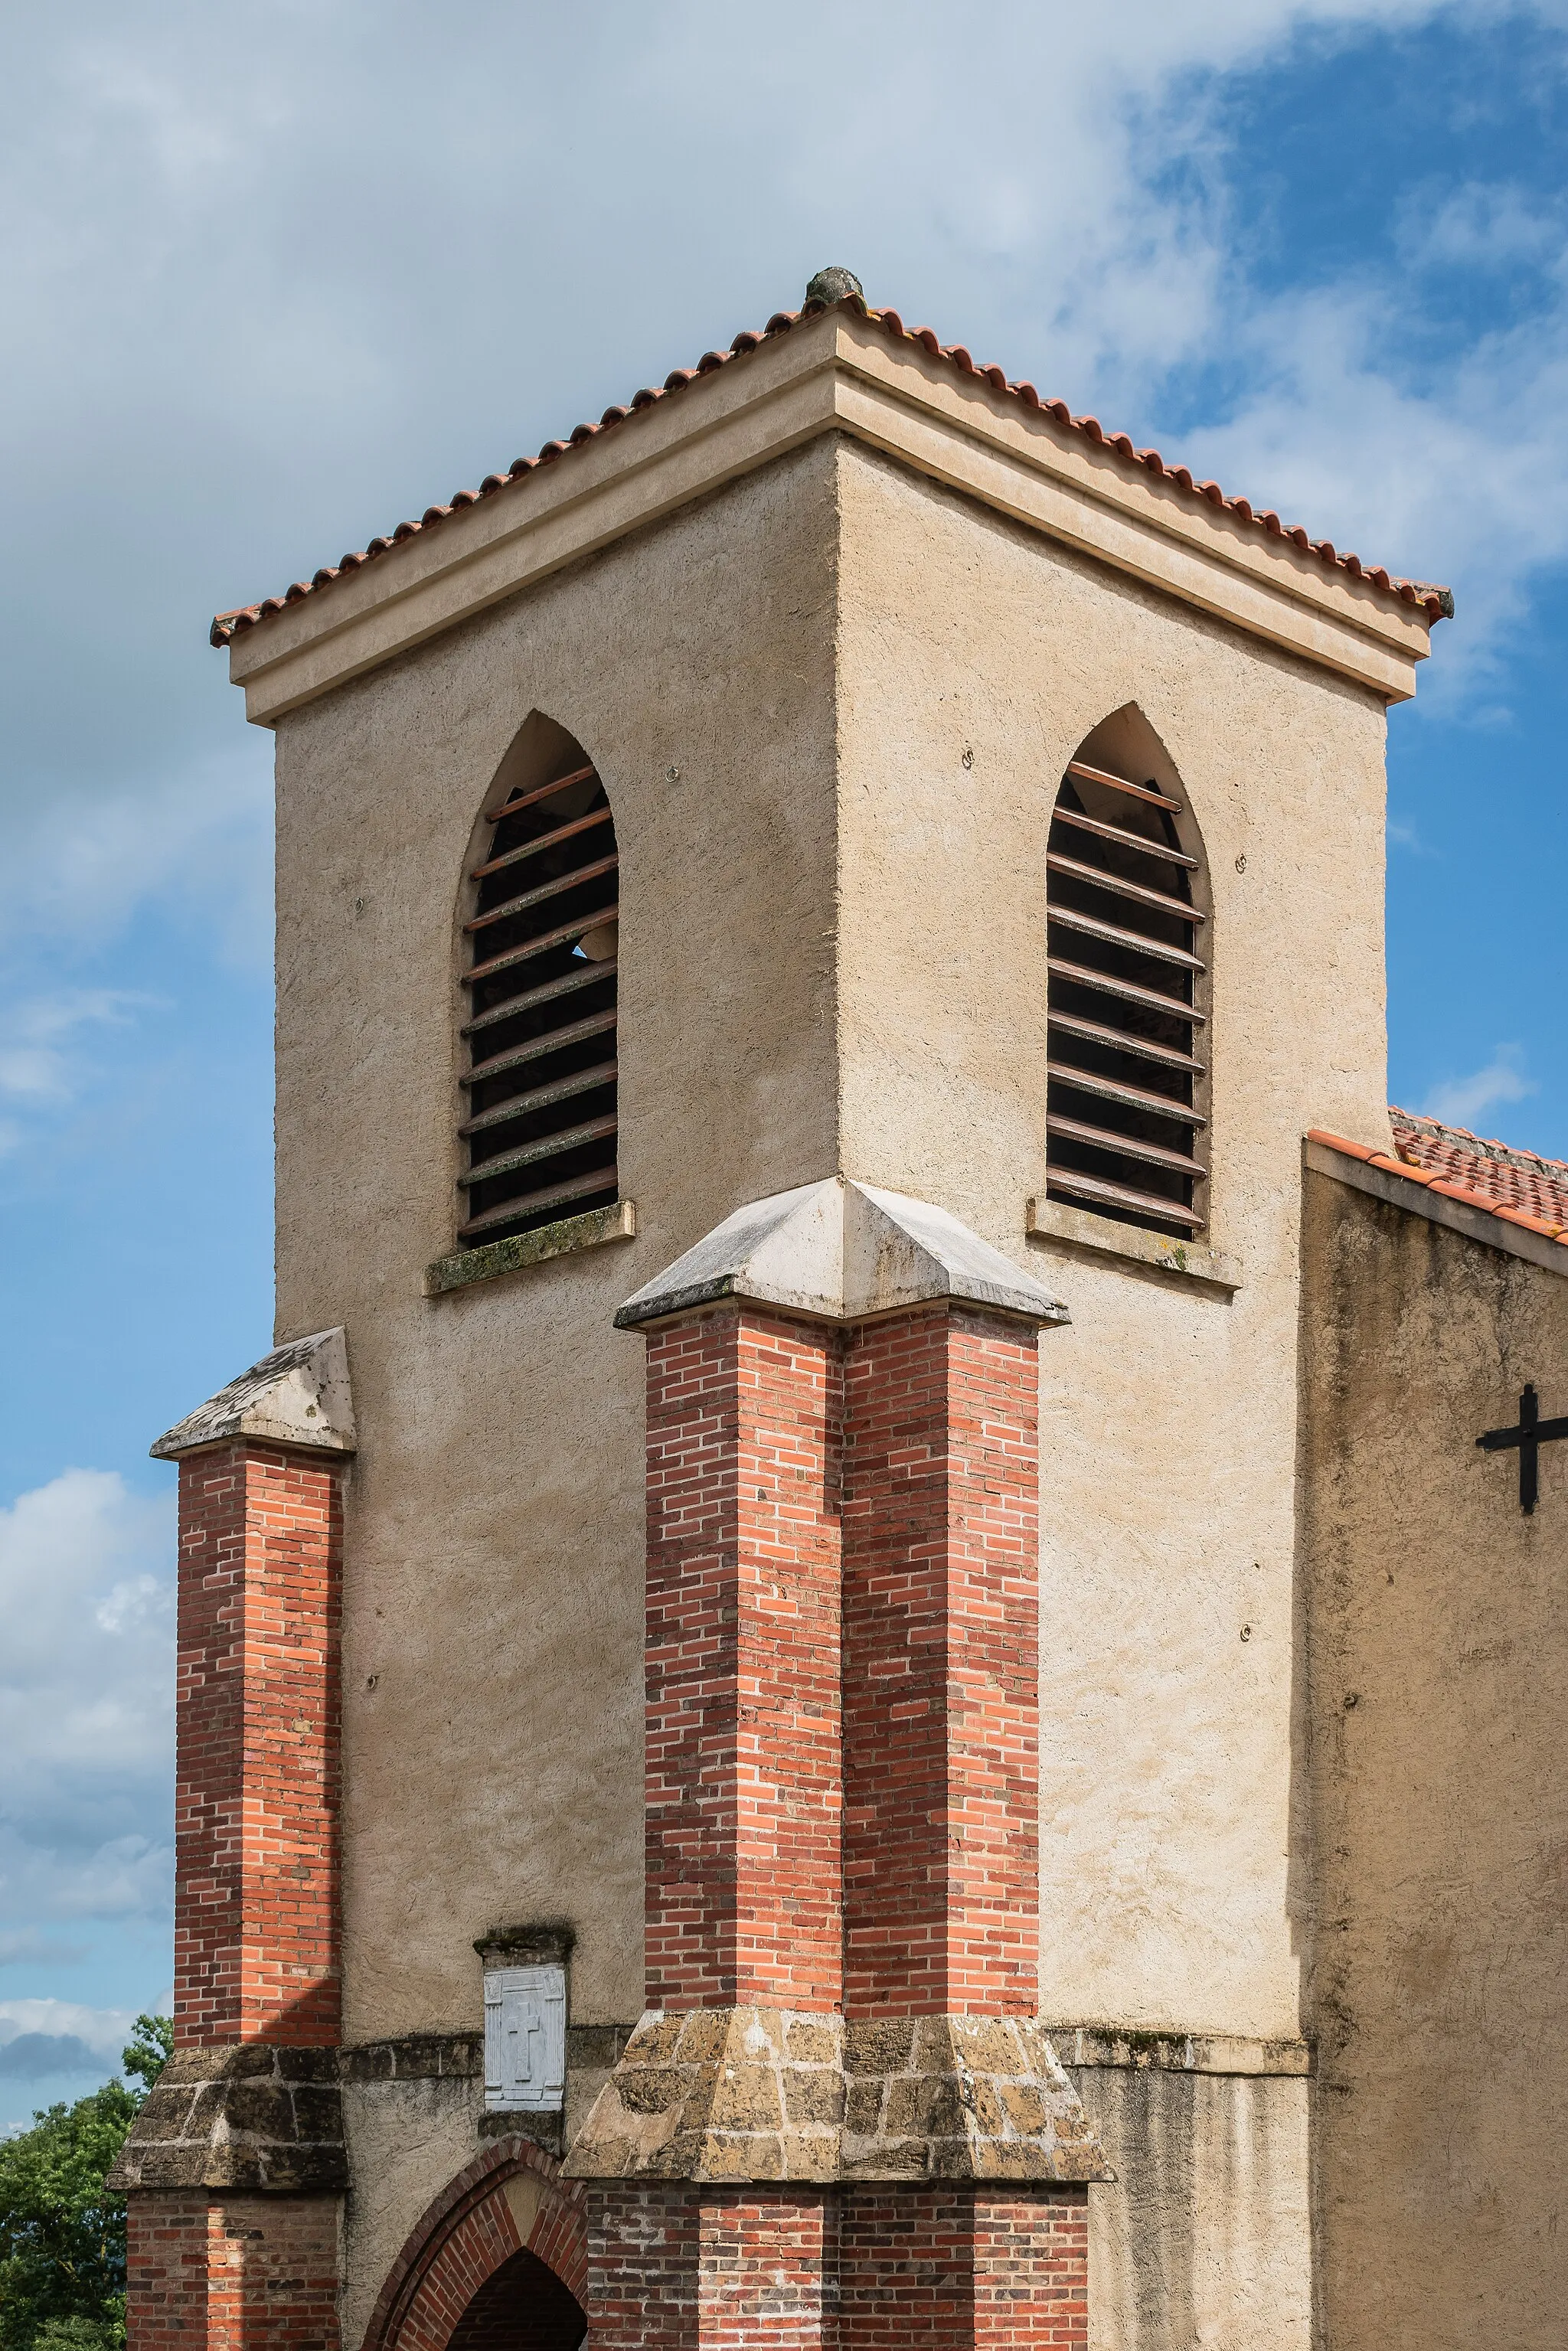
150,1325 -> 356,1460
613,1176 -> 1070,1332
561,2007 -> 1114,2185
228,309 -> 1432,726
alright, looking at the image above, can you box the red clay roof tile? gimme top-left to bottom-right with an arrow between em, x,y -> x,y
211,291 -> 1455,650
1390,1108 -> 1568,1229
1314,1109 -> 1568,1247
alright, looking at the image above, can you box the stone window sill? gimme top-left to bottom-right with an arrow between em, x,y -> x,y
1025,1196 -> 1240,1291
426,1200 -> 636,1296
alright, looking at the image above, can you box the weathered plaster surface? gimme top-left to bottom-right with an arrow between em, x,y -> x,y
1065,2065 -> 1312,2351
273,441 -> 841,2074
1302,1173 -> 1568,2348
338,2074 -> 483,2351
835,439 -> 1390,2049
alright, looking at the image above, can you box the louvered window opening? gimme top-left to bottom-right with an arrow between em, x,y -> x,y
1046,757 -> 1207,1237
459,759 -> 619,1247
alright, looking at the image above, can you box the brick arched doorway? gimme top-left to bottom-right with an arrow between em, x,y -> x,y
448,2245 -> 585,2351
364,2137 -> 587,2351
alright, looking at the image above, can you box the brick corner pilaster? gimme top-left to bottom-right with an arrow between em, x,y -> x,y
173,1436 -> 345,2048
127,2188 -> 341,2351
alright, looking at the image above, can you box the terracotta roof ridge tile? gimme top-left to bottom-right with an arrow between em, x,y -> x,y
1390,1106 -> 1568,1182
210,292 -> 1455,651
1311,1115 -> 1568,1249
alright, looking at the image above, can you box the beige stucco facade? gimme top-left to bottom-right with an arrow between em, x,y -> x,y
220,296 -> 1566,2349
273,437 -> 843,2053
1302,1167 -> 1568,2349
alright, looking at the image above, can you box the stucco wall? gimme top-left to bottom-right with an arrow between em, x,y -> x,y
1301,1173 -> 1568,2349
1065,2064 -> 1311,2351
339,2077 -> 483,2351
267,422 -> 1412,2337
272,438 -> 841,2075
835,440 -> 1391,2045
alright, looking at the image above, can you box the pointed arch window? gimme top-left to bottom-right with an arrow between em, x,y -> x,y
1045,753 -> 1207,1238
458,746 -> 619,1247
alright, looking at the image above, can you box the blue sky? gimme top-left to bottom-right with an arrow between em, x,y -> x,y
2,0 -> 1566,2129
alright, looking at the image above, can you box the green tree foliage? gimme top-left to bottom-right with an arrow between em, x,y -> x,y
0,2016 -> 172,2351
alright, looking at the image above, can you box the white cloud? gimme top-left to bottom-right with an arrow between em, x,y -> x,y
0,1471 -> 175,1928
1400,179 -> 1566,269
0,1998 -> 175,2101
0,748 -> 273,966
1181,269 -> 1568,693
0,990 -> 149,1118
0,1931 -> 86,1965
1423,1043 -> 1538,1128
0,0 -> 1560,957
0,1999 -> 137,2057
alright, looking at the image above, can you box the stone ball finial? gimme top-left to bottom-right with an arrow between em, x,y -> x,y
805,266 -> 864,308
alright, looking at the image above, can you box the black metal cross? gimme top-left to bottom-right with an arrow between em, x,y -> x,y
1475,1383 -> 1568,1514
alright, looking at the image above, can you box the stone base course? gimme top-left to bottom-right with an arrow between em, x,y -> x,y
564,2008 -> 1109,2185
565,2009 -> 843,2183
109,2043 -> 345,2193
839,2016 -> 1111,2182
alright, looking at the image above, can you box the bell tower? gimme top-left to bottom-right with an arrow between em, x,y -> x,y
118,274 -> 1444,2351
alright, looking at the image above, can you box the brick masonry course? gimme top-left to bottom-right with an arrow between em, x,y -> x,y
126,2190 -> 341,2351
174,1441 -> 344,2048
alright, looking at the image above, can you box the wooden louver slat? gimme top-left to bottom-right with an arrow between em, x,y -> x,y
1046,1166 -> 1205,1230
1049,803 -> 1201,870
1045,957 -> 1207,1025
1065,759 -> 1181,812
1047,903 -> 1205,973
462,955 -> 617,1038
471,802 -> 615,881
465,902 -> 619,987
460,1060 -> 619,1138
1045,755 -> 1207,1238
1046,851 -> 1207,924
463,1007 -> 619,1086
456,1112 -> 619,1188
1045,1061 -> 1207,1128
459,1166 -> 621,1244
1047,1008 -> 1205,1075
464,851 -> 621,935
459,757 -> 619,1247
1046,1112 -> 1205,1177
481,761 -> 599,825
